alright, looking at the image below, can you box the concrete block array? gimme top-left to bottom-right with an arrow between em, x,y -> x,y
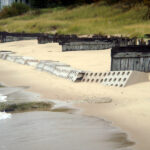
81,70 -> 149,87
36,61 -> 84,82
0,51 -> 84,82
26,60 -> 39,67
0,51 -> 14,60
15,56 -> 35,65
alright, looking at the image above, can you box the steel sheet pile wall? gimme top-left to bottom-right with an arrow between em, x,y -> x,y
111,46 -> 150,72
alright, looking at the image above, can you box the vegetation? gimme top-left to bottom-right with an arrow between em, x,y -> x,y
0,1 -> 150,37
0,2 -> 30,19
29,0 -> 100,8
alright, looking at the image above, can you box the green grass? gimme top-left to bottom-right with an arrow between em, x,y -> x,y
0,2 -> 149,37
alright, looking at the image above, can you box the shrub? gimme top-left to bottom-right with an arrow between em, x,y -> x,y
144,0 -> 150,19
29,0 -> 48,8
0,2 -> 30,19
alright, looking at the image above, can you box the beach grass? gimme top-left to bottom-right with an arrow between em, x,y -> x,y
0,2 -> 149,37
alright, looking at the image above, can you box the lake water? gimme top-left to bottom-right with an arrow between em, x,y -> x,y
0,111 -> 134,150
0,86 -> 134,150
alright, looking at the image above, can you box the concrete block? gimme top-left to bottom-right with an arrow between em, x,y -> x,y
68,70 -> 85,82
26,60 -> 39,67
81,70 -> 149,87
36,62 -> 46,70
0,54 -> 9,60
6,55 -> 22,62
101,71 -> 132,87
15,57 -> 26,64
43,65 -> 55,73
14,56 -> 36,65
81,72 -> 104,83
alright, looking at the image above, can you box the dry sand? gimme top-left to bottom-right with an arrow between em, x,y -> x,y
0,40 -> 150,150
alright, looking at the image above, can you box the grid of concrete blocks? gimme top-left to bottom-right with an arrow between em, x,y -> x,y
36,61 -> 84,82
81,70 -> 148,87
0,51 -> 148,87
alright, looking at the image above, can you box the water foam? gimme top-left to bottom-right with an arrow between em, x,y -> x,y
0,94 -> 7,102
50,100 -> 73,109
0,93 -> 11,120
0,112 -> 11,120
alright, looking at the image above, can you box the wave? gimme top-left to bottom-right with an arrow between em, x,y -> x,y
0,94 -> 7,102
0,93 -> 10,120
0,112 -> 11,120
50,100 -> 73,109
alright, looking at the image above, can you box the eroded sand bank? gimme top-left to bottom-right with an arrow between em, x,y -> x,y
0,40 -> 150,150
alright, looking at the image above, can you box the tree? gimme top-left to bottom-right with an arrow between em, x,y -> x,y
144,0 -> 150,19
29,0 -> 48,8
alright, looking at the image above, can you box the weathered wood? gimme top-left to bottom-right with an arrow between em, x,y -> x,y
111,46 -> 150,72
113,52 -> 150,58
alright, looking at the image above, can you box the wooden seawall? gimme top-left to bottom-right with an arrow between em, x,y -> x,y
111,46 -> 150,72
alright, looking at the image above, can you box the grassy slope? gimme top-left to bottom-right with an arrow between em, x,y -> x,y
0,2 -> 149,37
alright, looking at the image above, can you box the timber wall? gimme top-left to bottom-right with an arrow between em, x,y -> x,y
111,46 -> 150,72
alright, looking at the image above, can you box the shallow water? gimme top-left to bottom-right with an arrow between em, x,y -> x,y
0,112 -> 11,120
0,111 -> 134,150
0,85 -> 134,150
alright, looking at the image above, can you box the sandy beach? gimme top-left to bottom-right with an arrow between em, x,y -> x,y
0,40 -> 150,150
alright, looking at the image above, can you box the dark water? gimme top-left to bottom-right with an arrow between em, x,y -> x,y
0,111 -> 134,150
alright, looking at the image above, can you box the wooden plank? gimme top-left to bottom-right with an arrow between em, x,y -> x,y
144,58 -> 150,72
133,58 -> 140,71
148,58 -> 150,72
113,52 -> 150,58
143,58 -> 149,72
111,58 -> 121,71
121,59 -> 126,70
128,58 -> 134,70
124,58 -> 129,70
112,46 -> 150,54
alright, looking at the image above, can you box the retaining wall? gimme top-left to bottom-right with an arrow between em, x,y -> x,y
62,41 -> 114,51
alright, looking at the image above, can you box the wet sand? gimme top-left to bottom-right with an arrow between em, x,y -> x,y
0,40 -> 150,150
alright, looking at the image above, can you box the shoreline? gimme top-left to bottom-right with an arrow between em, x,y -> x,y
0,59 -> 138,150
0,40 -> 150,150
0,83 -> 135,150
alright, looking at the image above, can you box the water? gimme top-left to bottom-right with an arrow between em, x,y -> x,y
0,86 -> 134,150
0,94 -> 7,102
0,112 -> 11,120
0,92 -> 11,120
0,111 -> 134,150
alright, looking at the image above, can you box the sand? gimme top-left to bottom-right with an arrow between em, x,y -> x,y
0,40 -> 150,150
